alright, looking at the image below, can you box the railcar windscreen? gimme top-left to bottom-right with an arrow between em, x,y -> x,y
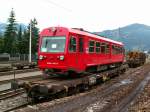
40,36 -> 66,53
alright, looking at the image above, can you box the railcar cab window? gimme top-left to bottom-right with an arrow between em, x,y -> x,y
89,40 -> 95,53
69,36 -> 76,52
96,42 -> 101,53
40,36 -> 66,53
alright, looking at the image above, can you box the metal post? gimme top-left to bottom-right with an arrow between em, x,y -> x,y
13,68 -> 17,91
29,20 -> 32,63
13,68 -> 16,81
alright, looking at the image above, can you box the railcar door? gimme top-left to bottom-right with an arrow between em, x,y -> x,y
67,35 -> 78,72
77,35 -> 85,71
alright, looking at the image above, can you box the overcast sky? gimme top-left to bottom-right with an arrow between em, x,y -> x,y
0,0 -> 150,31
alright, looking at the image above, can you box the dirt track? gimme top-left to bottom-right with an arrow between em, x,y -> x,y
129,79 -> 150,112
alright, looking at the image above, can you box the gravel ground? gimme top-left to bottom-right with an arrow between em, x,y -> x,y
128,80 -> 150,112
0,93 -> 28,112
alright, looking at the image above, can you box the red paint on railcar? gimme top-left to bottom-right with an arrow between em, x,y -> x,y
38,27 -> 124,76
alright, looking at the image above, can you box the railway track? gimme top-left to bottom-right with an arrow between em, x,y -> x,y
0,88 -> 28,112
11,64 -> 150,112
0,88 -> 25,100
0,77 -> 45,101
0,70 -> 42,85
0,77 -> 45,112
0,94 -> 30,112
0,77 -> 68,112
0,68 -> 39,76
1,64 -> 150,112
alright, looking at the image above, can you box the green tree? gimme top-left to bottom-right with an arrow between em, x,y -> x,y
31,18 -> 39,54
0,37 -> 4,53
22,29 -> 29,54
4,8 -> 17,54
17,25 -> 23,54
23,18 -> 39,54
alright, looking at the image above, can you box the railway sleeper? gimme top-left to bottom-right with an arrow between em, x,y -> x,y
11,64 -> 128,101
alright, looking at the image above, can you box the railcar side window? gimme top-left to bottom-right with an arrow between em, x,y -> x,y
106,43 -> 110,54
119,47 -> 122,54
89,41 -> 95,53
112,45 -> 123,54
112,45 -> 116,54
121,47 -> 124,54
101,43 -> 106,53
122,47 -> 125,54
120,47 -> 123,54
115,46 -> 118,54
69,36 -> 76,52
115,46 -> 119,54
79,38 -> 84,52
96,42 -> 101,53
117,46 -> 120,54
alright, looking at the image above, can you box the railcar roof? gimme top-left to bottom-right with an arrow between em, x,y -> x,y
68,28 -> 123,46
41,27 -> 123,46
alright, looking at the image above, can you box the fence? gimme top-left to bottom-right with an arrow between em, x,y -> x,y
0,54 -> 10,61
0,53 -> 37,62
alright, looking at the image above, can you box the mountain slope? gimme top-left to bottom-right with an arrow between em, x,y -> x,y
0,23 -> 6,36
0,22 -> 27,36
95,23 -> 150,50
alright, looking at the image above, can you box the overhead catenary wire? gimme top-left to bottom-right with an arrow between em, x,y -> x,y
43,0 -> 72,13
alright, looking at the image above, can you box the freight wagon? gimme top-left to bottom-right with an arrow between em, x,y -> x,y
127,51 -> 146,67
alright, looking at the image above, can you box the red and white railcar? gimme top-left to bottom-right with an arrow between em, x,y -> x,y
38,27 -> 124,76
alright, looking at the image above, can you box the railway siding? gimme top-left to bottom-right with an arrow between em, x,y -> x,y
0,68 -> 39,77
12,64 -> 150,112
0,71 -> 42,84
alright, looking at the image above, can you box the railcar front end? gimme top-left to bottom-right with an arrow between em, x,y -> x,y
38,27 -> 71,76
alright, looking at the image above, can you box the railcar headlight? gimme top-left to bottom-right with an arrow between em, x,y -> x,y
52,27 -> 56,32
59,55 -> 64,60
39,55 -> 44,60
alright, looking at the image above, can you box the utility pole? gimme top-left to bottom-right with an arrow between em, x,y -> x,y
29,20 -> 32,63
118,27 -> 120,38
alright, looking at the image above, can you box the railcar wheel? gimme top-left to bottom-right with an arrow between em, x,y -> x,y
29,65 -> 35,68
68,70 -> 78,78
55,90 -> 67,98
17,66 -> 23,69
79,84 -> 89,92
68,87 -> 76,96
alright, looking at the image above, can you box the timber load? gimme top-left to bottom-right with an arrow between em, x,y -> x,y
127,51 -> 146,67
